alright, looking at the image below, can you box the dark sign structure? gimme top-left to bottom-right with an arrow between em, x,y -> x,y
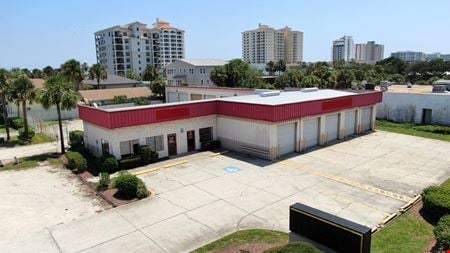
290,203 -> 371,253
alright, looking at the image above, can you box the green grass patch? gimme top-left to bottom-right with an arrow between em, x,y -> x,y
0,124 -> 5,133
440,178 -> 450,189
44,120 -> 59,125
376,120 -> 450,142
371,213 -> 434,253
192,229 -> 288,253
1,153 -> 62,171
0,133 -> 54,147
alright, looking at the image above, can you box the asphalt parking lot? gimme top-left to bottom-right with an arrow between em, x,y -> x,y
2,131 -> 450,253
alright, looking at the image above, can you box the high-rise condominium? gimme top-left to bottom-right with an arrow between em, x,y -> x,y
242,24 -> 303,64
332,36 -> 355,62
355,41 -> 384,64
95,19 -> 185,77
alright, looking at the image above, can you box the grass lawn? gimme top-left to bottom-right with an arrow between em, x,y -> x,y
192,229 -> 288,253
0,124 -> 5,133
0,133 -> 54,147
371,212 -> 434,253
1,153 -> 62,171
440,178 -> 450,189
376,120 -> 450,142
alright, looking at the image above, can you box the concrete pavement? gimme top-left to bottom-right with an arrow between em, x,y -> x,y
0,141 -> 59,162
1,131 -> 450,252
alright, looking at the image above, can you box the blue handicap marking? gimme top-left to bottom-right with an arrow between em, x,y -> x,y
224,166 -> 240,173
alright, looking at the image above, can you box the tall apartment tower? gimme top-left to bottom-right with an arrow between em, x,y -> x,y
391,51 -> 426,62
95,19 -> 185,77
332,36 -> 355,62
242,24 -> 303,64
355,41 -> 384,64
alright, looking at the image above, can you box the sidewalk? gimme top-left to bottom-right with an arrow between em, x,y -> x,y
0,142 -> 59,162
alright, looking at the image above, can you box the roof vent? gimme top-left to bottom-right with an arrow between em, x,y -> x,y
301,87 -> 319,92
259,91 -> 281,97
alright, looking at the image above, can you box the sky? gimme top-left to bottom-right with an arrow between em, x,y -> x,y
1,0 -> 449,69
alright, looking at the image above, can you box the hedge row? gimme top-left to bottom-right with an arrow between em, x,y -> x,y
114,172 -> 149,199
65,151 -> 87,173
422,186 -> 450,221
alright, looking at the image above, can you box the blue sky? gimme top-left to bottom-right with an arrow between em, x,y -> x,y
1,0 -> 449,69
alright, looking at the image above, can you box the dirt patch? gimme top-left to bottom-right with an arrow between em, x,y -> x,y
100,188 -> 138,207
213,241 -> 287,253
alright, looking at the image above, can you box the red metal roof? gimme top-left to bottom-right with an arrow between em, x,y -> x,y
79,91 -> 382,129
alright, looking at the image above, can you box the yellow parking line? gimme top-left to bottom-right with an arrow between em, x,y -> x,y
281,160 -> 413,203
209,150 -> 228,157
132,160 -> 188,176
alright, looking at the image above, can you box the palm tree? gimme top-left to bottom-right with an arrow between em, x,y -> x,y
7,75 -> 36,139
265,61 -> 276,76
60,59 -> 83,90
88,64 -> 107,89
39,76 -> 78,154
0,69 -> 11,140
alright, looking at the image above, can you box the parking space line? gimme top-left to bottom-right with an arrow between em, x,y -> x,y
281,160 -> 413,203
132,160 -> 188,176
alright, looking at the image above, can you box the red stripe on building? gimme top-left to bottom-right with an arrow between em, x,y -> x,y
78,91 -> 382,128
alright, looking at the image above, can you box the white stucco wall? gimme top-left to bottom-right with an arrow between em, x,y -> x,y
376,92 -> 450,125
84,115 -> 217,159
165,61 -> 218,86
7,103 -> 79,122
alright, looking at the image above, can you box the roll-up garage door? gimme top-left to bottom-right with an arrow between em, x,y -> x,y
361,107 -> 372,132
277,123 -> 296,156
345,110 -> 357,136
167,92 -> 177,103
190,94 -> 203,100
178,93 -> 189,102
303,118 -> 319,149
325,114 -> 339,143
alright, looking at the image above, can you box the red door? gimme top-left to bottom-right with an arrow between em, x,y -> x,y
187,130 -> 195,152
167,134 -> 177,156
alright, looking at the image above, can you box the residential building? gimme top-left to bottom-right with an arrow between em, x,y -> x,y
242,24 -> 303,64
79,87 -> 153,106
332,36 -> 355,62
355,41 -> 384,64
390,51 -> 426,62
82,74 -> 141,89
165,59 -> 227,86
94,19 -> 185,77
79,88 -> 381,160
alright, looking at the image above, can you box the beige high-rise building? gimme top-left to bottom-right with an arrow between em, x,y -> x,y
355,41 -> 384,64
242,24 -> 303,64
95,19 -> 185,77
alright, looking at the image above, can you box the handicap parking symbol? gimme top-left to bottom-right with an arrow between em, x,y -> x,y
224,166 -> 240,173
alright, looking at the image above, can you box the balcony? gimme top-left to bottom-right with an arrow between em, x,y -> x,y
115,38 -> 123,44
115,52 -> 124,57
116,58 -> 124,64
114,31 -> 123,37
115,45 -> 124,50
117,64 -> 125,70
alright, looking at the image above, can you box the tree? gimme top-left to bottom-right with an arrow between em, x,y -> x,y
7,75 -> 37,140
274,69 -> 304,89
81,62 -> 89,73
275,60 -> 286,74
60,59 -> 83,90
265,61 -> 276,76
0,69 -> 11,140
88,64 -> 107,88
126,71 -> 137,80
112,95 -> 128,104
31,68 -> 44,79
336,68 -> 355,89
211,59 -> 264,88
300,75 -> 320,87
21,68 -> 32,78
388,74 -> 405,84
43,66 -> 54,78
151,76 -> 166,97
143,65 -> 160,82
39,76 -> 78,154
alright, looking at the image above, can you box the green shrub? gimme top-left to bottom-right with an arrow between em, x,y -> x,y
422,186 -> 450,220
65,151 -> 87,172
118,156 -> 142,170
150,150 -> 159,163
97,172 -> 110,191
69,130 -> 84,149
99,154 -> 118,173
434,214 -> 450,249
136,178 -> 150,199
139,145 -> 151,164
200,140 -> 221,151
18,127 -> 35,140
11,118 -> 24,129
264,242 -> 323,253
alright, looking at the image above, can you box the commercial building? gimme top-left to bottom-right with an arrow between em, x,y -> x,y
165,59 -> 227,86
242,24 -> 303,64
79,88 -> 381,160
355,41 -> 384,64
165,85 -> 257,103
376,84 -> 450,125
95,19 -> 185,77
332,36 -> 355,62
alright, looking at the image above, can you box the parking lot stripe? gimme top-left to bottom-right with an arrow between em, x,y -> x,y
281,160 -> 413,203
132,160 -> 188,176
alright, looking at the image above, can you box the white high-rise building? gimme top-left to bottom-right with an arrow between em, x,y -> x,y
355,41 -> 384,64
242,24 -> 303,64
95,19 -> 185,77
332,36 -> 355,62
